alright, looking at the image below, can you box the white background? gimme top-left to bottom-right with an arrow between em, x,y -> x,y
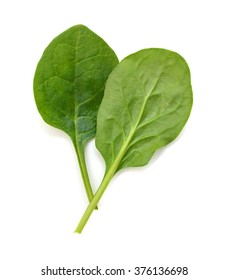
0,0 -> 228,279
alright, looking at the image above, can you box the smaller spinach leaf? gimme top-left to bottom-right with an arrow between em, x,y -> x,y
34,25 -> 119,203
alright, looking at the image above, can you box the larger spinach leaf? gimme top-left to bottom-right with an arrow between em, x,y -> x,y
76,48 -> 193,232
34,25 -> 119,202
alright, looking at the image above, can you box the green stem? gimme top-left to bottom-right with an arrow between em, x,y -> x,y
72,140 -> 95,205
74,121 -> 137,233
74,164 -> 116,233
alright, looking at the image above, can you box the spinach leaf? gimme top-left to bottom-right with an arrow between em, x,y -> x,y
34,25 -> 119,203
76,48 -> 193,232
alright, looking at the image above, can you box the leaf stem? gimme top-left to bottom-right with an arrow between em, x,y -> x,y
72,140 -> 96,206
75,123 -> 136,233
74,164 -> 116,233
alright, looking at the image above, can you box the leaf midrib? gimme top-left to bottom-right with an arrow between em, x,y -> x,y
72,32 -> 102,147
106,76 -> 160,174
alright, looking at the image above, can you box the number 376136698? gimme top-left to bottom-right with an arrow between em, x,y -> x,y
134,266 -> 188,276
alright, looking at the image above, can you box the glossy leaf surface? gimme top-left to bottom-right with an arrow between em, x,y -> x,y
96,48 -> 193,173
34,25 -> 118,202
34,24 -> 118,143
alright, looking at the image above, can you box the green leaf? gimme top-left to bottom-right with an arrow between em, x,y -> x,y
33,25 -> 119,203
96,48 -> 193,172
75,48 -> 193,233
